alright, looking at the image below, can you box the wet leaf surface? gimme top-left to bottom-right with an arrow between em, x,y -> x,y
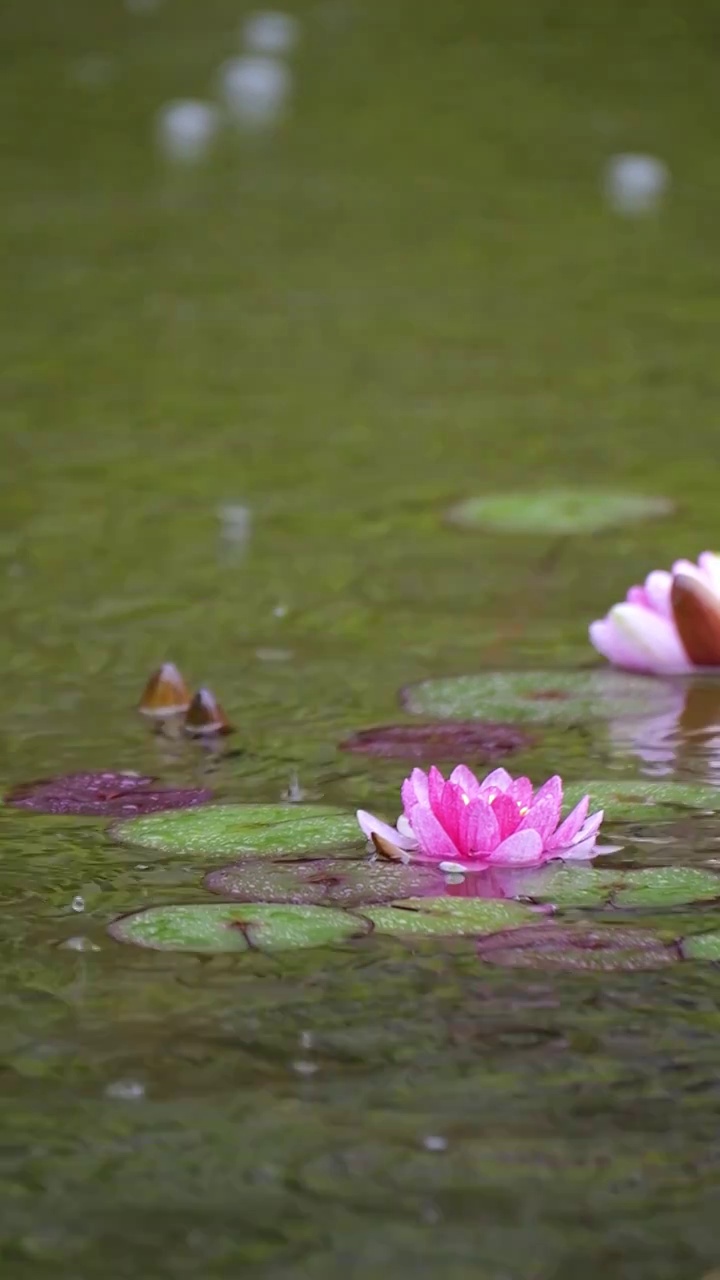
512,864 -> 720,909
446,488 -> 673,534
564,779 -> 720,821
109,803 -> 363,859
361,895 -> 536,938
477,923 -> 677,970
108,902 -> 371,953
338,721 -> 534,760
204,856 -> 446,906
401,669 -> 680,725
4,771 -> 213,818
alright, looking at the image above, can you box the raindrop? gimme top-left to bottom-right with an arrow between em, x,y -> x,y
283,773 -> 308,802
105,1078 -> 146,1101
71,895 -> 85,913
422,1135 -> 448,1153
217,56 -> 292,129
272,601 -> 289,618
218,503 -> 252,548
292,1059 -> 319,1077
604,154 -> 669,215
156,100 -> 221,163
59,936 -> 100,952
299,1030 -> 314,1050
242,10 -> 301,55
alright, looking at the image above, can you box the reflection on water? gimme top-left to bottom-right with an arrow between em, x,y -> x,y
610,680 -> 720,779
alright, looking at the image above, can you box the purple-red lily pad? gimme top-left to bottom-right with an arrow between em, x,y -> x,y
477,923 -> 676,971
338,721 -> 533,762
204,857 -> 447,907
4,771 -> 213,818
108,902 -> 370,953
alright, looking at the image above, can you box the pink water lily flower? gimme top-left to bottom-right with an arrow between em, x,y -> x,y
357,766 -> 604,871
590,551 -> 720,675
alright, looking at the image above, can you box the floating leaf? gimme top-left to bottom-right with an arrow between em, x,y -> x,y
204,857 -> 446,906
108,903 -> 370,953
446,489 -> 673,535
477,924 -> 675,971
512,864 -> 720,909
110,803 -> 363,859
401,670 -> 679,726
5,771 -> 212,818
680,931 -> 720,961
361,896 -> 535,938
339,721 -> 533,761
564,779 -> 720,821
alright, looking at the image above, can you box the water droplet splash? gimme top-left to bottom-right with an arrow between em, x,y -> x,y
156,100 -> 220,163
71,895 -> 85,914
105,1078 -> 146,1101
604,153 -> 669,215
242,10 -> 300,56
217,56 -> 292,129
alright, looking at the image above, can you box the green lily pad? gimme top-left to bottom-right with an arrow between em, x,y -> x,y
362,896 -> 535,939
514,864 -> 720,909
204,857 -> 446,906
679,931 -> 720,961
401,670 -> 679,726
109,804 -> 363,860
564,780 -> 720,821
108,903 -> 370,953
477,924 -> 676,971
446,489 -> 673,535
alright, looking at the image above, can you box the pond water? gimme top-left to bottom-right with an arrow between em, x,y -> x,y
4,0 -> 720,1275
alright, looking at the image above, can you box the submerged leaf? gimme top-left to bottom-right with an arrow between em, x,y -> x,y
339,721 -> 533,761
5,771 -> 212,818
204,857 -> 446,906
108,902 -> 370,953
564,779 -> 720,821
680,931 -> 720,961
446,489 -> 673,535
477,924 -> 676,971
401,670 -> 679,726
110,803 -> 363,859
361,896 -> 535,938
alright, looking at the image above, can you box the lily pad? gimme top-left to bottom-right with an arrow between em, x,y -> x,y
446,489 -> 673,535
477,924 -> 676,971
109,803 -> 363,859
5,771 -> 213,818
204,857 -> 446,906
401,670 -> 679,726
564,779 -> 720,821
679,931 -> 720,961
338,721 -> 533,761
361,896 -> 535,939
513,864 -> 720,909
108,903 -> 370,953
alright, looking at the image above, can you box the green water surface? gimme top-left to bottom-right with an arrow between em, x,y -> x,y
4,0 -> 720,1275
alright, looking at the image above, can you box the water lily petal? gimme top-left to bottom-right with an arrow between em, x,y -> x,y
518,794 -> 561,845
427,766 -> 446,813
589,616 -> 653,672
546,794 -> 589,850
397,814 -> 414,839
478,768 -> 513,794
488,829 -> 544,867
438,781 -> 466,847
401,768 -> 429,812
506,776 -> 534,810
356,810 -> 416,851
699,552 -> 720,594
605,603 -> 690,673
671,573 -> 720,667
490,791 -> 522,841
459,797 -> 500,855
643,570 -> 673,618
448,764 -> 482,797
408,804 -> 461,860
